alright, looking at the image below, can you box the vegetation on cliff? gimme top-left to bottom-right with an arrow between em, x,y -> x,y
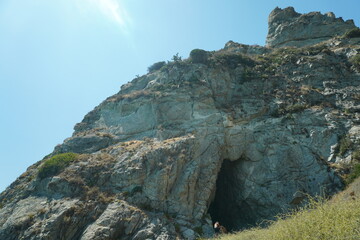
1,7 -> 360,240
210,178 -> 360,240
38,153 -> 78,179
343,28 -> 360,38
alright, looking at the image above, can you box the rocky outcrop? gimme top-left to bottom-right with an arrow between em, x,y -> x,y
1,7 -> 360,240
266,7 -> 357,48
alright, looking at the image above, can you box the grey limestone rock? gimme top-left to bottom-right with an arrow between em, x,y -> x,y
1,6 -> 360,240
266,7 -> 356,48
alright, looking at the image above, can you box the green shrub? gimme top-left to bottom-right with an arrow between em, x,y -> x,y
352,149 -> 360,161
350,54 -> 360,67
85,186 -> 114,203
38,153 -> 78,179
346,164 -> 360,185
188,74 -> 200,83
190,49 -> 208,64
241,67 -> 256,81
338,136 -> 352,156
212,52 -> 255,69
174,223 -> 181,233
171,53 -> 182,62
147,61 -> 166,72
344,28 -> 360,38
139,202 -> 153,211
194,226 -> 203,235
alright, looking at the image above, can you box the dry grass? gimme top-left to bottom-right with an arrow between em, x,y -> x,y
205,182 -> 360,240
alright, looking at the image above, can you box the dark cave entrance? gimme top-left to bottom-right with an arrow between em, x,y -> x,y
208,159 -> 257,232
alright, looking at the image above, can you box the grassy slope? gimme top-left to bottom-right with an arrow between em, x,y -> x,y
209,178 -> 360,240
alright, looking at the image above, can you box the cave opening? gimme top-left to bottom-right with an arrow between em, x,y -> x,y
208,159 -> 257,232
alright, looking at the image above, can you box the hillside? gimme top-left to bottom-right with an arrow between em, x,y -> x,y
1,7 -> 360,240
213,177 -> 360,240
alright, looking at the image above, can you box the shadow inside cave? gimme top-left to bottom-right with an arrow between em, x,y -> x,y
208,159 -> 258,232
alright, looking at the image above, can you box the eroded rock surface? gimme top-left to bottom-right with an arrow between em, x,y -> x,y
266,7 -> 356,48
1,7 -> 360,239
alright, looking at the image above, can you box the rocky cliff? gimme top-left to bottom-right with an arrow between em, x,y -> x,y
266,7 -> 356,47
1,7 -> 360,240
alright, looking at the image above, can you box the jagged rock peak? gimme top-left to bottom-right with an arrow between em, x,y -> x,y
266,6 -> 357,48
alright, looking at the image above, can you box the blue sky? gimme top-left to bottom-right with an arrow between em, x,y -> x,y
1,0 -> 359,192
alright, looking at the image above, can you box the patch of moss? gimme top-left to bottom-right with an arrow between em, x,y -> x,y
38,153 -> 78,179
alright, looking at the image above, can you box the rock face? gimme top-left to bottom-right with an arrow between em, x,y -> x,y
266,7 -> 357,47
1,7 -> 360,240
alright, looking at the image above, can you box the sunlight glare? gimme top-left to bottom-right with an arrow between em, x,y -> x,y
80,0 -> 131,33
